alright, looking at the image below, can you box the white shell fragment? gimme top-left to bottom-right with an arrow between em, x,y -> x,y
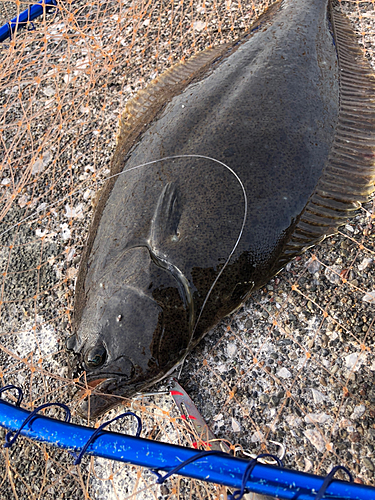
345,352 -> 365,371
362,291 -> 375,303
231,418 -> 241,433
304,413 -> 331,424
60,223 -> 71,240
303,429 -> 326,453
251,431 -> 264,443
32,151 -> 52,175
193,20 -> 205,32
65,203 -> 84,219
226,342 -> 238,358
311,388 -> 325,404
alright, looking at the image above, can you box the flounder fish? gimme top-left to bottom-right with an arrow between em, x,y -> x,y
67,0 -> 375,418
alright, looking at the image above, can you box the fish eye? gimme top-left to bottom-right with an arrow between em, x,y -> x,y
85,345 -> 107,368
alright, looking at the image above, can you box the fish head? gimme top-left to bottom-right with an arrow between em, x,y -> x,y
67,248 -> 192,418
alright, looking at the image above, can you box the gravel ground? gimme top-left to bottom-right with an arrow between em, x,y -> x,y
0,0 -> 374,499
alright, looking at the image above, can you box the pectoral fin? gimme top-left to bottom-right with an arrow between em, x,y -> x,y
150,182 -> 182,249
147,183 -> 194,332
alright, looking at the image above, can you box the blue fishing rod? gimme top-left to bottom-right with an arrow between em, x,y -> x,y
0,390 -> 374,500
0,0 -> 58,43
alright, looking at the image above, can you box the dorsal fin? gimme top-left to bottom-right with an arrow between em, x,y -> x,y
278,2 -> 375,265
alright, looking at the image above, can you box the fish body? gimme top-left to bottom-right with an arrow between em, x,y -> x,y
68,0 -> 375,417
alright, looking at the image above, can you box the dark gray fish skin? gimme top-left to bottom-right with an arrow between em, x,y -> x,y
67,0 -> 372,418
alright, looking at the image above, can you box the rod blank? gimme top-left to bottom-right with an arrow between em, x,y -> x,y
0,399 -> 374,499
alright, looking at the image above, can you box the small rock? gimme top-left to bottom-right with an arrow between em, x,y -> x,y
245,318 -> 253,329
358,258 -> 373,271
363,458 -> 374,472
306,258 -> 321,274
324,266 -> 341,285
331,364 -> 339,375
349,432 -> 361,443
270,396 -> 279,406
160,484 -> 170,496
350,405 -> 366,420
277,367 -> 292,379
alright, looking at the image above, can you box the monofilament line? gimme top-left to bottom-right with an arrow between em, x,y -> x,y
0,154 -> 248,335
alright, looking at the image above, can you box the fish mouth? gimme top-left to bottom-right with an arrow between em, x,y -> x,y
86,377 -> 109,390
76,375 -> 138,420
81,374 -> 138,397
76,359 -> 185,419
76,370 -> 165,418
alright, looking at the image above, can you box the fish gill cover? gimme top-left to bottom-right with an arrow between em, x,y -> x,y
0,0 -> 374,499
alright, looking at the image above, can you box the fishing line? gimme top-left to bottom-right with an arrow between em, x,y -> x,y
109,154 -> 248,335
1,154 -> 248,337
